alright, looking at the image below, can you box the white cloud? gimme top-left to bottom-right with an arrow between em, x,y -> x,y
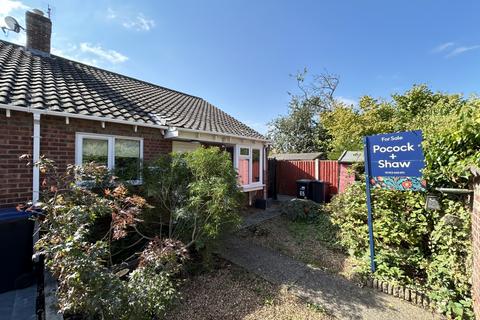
431,42 -> 454,53
105,8 -> 155,32
0,0 -> 28,16
431,42 -> 480,58
337,96 -> 357,107
446,45 -> 480,58
51,45 -> 98,66
79,42 -> 128,64
122,13 -> 155,31
50,41 -> 127,68
106,7 -> 117,20
0,0 -> 28,45
8,30 -> 25,46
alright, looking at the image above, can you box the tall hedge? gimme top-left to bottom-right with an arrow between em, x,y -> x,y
325,86 -> 478,319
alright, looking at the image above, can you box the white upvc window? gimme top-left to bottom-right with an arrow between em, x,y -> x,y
235,145 -> 263,191
75,133 -> 144,184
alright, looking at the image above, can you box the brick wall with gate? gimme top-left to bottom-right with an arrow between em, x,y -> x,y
471,168 -> 480,319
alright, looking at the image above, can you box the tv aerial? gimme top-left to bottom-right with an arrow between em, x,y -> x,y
2,16 -> 25,35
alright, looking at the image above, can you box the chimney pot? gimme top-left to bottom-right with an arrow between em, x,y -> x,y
26,9 -> 51,54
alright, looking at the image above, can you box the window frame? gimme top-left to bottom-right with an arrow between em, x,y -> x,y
234,144 -> 263,191
75,132 -> 144,184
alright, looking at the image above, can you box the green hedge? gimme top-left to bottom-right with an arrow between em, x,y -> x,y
322,85 -> 479,319
328,183 -> 473,318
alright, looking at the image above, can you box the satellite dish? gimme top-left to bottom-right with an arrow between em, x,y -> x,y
2,16 -> 24,35
5,16 -> 21,32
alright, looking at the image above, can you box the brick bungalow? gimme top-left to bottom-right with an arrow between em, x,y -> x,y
0,9 -> 269,209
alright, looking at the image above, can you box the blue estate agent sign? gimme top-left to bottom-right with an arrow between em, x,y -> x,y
363,130 -> 425,273
366,130 -> 425,177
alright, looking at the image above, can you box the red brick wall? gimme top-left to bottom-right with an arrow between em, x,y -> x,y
0,112 -> 171,208
41,115 -> 171,173
0,111 -> 34,208
472,175 -> 480,319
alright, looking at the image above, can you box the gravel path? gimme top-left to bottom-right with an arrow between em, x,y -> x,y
218,234 -> 442,320
240,206 -> 282,229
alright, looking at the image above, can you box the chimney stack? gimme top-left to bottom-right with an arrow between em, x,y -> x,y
25,9 -> 51,54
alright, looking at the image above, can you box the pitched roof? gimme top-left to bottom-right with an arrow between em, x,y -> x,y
269,152 -> 324,161
0,40 -> 265,140
338,151 -> 364,163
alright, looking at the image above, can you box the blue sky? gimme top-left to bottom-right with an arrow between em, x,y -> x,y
1,0 -> 479,134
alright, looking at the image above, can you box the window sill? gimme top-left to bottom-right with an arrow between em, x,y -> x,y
241,184 -> 265,192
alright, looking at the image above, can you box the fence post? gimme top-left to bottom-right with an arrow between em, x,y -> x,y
315,159 -> 319,180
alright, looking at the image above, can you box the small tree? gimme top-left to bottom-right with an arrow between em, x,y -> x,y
321,96 -> 397,159
267,69 -> 338,154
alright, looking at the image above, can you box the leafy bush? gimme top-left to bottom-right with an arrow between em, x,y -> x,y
427,200 -> 473,318
322,85 -> 477,318
26,159 -> 188,319
328,183 -> 473,318
27,147 -> 243,318
280,198 -> 323,222
141,147 -> 243,251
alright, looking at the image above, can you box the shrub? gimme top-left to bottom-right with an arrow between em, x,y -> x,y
427,200 -> 473,318
280,198 -> 323,222
323,85 -> 477,319
29,147 -> 243,318
141,147 -> 243,250
328,183 -> 473,318
27,159 -> 187,319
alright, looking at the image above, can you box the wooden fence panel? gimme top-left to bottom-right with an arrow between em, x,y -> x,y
276,160 -> 339,197
277,160 -> 315,196
318,160 -> 339,196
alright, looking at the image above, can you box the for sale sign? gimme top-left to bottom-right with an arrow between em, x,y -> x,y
363,130 -> 426,272
365,130 -> 426,191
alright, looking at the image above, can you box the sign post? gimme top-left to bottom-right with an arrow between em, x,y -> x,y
363,137 -> 376,272
363,130 -> 426,273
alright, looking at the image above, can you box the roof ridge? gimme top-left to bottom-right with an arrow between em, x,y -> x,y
0,39 -> 203,101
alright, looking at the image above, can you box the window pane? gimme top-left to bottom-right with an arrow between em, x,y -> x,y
252,149 -> 260,183
240,148 -> 249,156
238,158 -> 250,185
115,139 -> 141,181
82,138 -> 108,166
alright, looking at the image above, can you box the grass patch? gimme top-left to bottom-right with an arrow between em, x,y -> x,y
286,213 -> 343,251
240,215 -> 357,279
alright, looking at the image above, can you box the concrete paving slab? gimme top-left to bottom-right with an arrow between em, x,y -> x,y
240,207 -> 282,229
293,267 -> 439,320
0,285 -> 36,320
218,235 -> 442,320
220,236 -> 306,284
